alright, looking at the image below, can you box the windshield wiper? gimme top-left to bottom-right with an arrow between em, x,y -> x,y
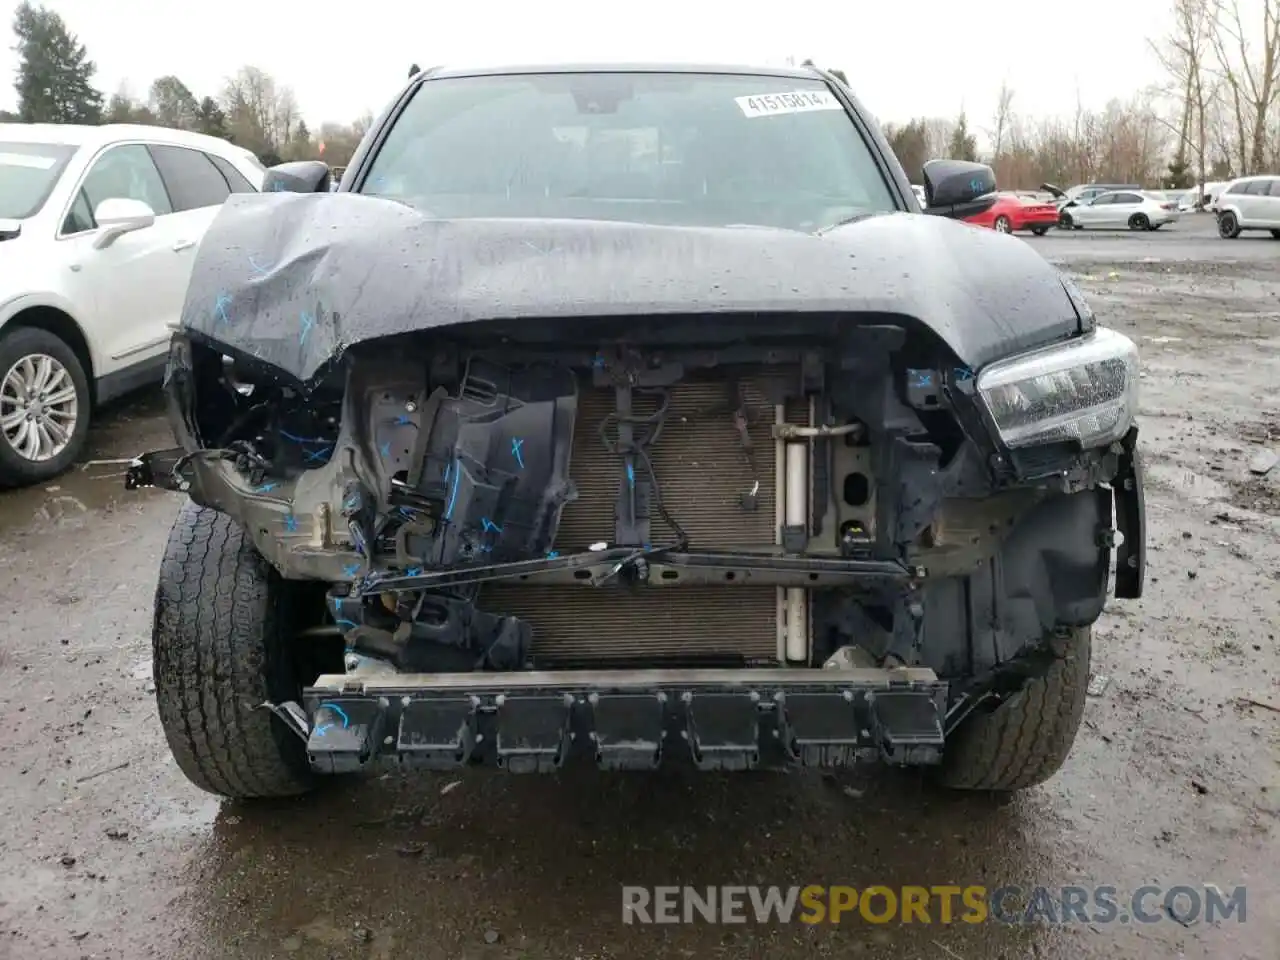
815,211 -> 885,235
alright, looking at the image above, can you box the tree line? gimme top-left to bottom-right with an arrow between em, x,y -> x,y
3,1 -> 370,166
6,0 -> 1279,187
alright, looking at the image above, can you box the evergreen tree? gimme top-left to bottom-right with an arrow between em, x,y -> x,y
12,1 -> 103,123
194,97 -> 228,138
948,112 -> 978,162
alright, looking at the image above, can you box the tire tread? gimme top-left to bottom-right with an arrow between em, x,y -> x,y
940,627 -> 1090,792
153,502 -> 313,799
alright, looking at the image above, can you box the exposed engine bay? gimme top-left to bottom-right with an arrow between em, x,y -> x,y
132,312 -> 1141,702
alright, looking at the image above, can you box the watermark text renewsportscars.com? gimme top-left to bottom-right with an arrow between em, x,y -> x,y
621,884 -> 1246,926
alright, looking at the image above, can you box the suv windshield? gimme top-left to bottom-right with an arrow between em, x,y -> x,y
358,71 -> 897,231
0,142 -> 77,219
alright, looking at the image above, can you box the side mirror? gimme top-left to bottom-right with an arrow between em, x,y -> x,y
262,160 -> 332,194
921,159 -> 997,219
92,198 -> 156,250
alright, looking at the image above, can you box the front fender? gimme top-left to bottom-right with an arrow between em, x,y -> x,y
0,291 -> 103,374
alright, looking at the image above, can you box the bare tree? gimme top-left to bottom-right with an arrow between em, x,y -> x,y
987,80 -> 1015,160
1207,0 -> 1280,174
1150,0 -> 1216,189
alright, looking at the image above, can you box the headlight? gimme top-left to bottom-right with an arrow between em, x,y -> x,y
977,327 -> 1138,450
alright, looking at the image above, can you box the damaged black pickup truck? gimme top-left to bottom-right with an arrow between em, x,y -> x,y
127,63 -> 1145,799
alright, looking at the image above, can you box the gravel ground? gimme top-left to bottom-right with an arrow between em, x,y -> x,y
0,218 -> 1276,960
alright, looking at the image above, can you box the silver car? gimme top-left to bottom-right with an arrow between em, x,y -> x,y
1215,175 -> 1280,239
1058,190 -> 1179,231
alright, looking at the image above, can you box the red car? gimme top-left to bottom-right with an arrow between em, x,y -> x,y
964,192 -> 1059,236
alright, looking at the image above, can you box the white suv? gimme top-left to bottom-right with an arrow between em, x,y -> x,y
0,124 -> 264,485
1216,175 -> 1280,239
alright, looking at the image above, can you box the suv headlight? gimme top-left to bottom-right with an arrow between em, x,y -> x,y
977,327 -> 1138,450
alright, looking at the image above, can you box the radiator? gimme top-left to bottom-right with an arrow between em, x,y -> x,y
482,368 -> 807,665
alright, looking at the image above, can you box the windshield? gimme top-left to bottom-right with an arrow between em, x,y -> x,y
359,72 -> 897,231
0,141 -> 76,219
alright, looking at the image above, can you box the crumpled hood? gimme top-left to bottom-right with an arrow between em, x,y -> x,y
181,192 -> 1084,382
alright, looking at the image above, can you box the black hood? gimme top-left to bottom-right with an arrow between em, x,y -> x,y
181,193 -> 1084,382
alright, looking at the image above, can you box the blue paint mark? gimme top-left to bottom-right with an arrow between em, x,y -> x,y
969,177 -> 985,193
907,370 -> 934,388
341,563 -> 361,577
443,458 -> 461,519
333,618 -> 358,629
626,463 -> 635,488
953,366 -> 974,383
279,429 -> 329,444
331,596 -> 344,614
481,517 -> 503,534
248,255 -> 271,278
442,461 -> 451,481
299,310 -> 316,344
283,514 -> 299,532
255,482 -> 278,493
304,446 -> 332,463
405,566 -> 423,577
343,494 -> 360,510
314,701 -> 351,737
546,550 -> 560,559
379,441 -> 391,458
213,293 -> 233,325
399,506 -> 414,517
478,544 -> 492,553
395,414 -> 412,426
593,354 -> 605,368
511,437 -> 525,468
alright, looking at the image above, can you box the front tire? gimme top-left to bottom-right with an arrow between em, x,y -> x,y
0,327 -> 91,487
1218,211 -> 1241,238
153,503 -> 316,799
939,626 -> 1091,792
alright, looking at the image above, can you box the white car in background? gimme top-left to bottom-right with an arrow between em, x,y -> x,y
1214,174 -> 1280,239
910,183 -> 926,208
1056,189 -> 1180,231
0,123 -> 264,485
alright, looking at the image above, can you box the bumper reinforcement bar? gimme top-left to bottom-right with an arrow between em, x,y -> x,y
300,668 -> 948,774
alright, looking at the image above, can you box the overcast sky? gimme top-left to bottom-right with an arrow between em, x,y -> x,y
3,0 -> 1173,136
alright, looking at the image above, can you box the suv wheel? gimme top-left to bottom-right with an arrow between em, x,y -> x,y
153,502 -> 318,799
1218,211 -> 1242,238
938,626 -> 1091,791
0,327 -> 91,488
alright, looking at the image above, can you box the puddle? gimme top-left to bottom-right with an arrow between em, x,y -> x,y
1145,462 -> 1231,503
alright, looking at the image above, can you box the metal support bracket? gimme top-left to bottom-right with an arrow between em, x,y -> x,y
865,690 -> 945,765
590,693 -> 665,771
685,692 -> 760,771
495,695 -> 572,773
396,696 -> 478,770
306,698 -> 387,774
779,691 -> 862,767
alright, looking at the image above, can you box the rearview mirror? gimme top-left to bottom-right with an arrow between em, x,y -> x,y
921,159 -> 997,219
92,197 -> 156,250
262,160 -> 332,194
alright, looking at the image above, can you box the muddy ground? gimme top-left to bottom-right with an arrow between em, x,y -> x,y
0,219 -> 1277,959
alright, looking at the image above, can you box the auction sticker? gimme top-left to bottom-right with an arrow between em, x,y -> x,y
735,90 -> 842,118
